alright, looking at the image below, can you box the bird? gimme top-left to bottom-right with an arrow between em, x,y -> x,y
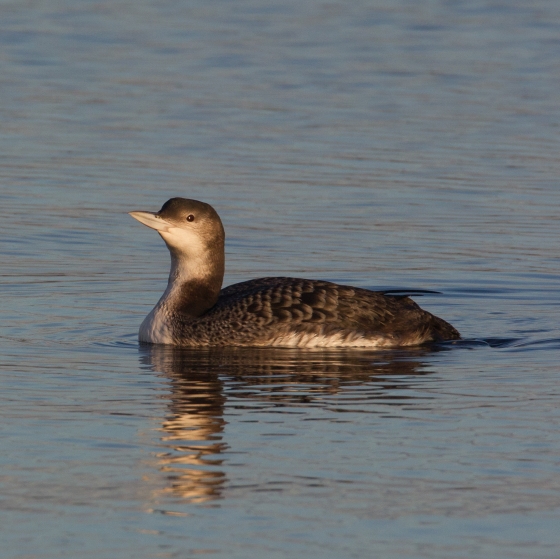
129,198 -> 460,348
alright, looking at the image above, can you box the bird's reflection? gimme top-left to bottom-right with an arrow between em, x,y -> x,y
142,348 -> 227,504
140,344 -> 444,504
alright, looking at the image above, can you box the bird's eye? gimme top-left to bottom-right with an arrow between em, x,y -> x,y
186,214 -> 195,222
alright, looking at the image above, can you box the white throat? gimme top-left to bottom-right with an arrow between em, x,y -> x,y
138,227 -> 224,345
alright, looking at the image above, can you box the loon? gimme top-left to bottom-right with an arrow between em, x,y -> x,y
129,198 -> 460,348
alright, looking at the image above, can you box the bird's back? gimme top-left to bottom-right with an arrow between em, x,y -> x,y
170,277 -> 460,348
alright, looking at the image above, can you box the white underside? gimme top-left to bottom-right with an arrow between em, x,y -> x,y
139,306 -> 175,344
139,303 -> 428,348
263,330 -> 395,348
138,312 -> 422,348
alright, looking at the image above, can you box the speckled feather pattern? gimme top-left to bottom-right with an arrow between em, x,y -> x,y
130,198 -> 460,348
166,277 -> 460,348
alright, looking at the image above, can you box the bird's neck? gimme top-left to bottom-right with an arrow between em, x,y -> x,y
158,248 -> 225,318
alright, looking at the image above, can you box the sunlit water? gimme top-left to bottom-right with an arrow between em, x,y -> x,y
1,1 -> 560,558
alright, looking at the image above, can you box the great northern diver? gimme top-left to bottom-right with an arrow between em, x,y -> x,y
129,198 -> 460,347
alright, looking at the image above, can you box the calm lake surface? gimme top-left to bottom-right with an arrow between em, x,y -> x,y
1,1 -> 560,557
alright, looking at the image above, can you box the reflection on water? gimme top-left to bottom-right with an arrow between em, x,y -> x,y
144,348 -> 228,503
141,344 -> 441,503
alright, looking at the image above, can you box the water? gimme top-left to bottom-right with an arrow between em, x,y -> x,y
1,1 -> 560,557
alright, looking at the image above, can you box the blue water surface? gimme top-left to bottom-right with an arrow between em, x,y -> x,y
1,1 -> 560,558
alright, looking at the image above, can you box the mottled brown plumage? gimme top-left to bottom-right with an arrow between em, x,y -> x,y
129,198 -> 460,348
170,277 -> 460,347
